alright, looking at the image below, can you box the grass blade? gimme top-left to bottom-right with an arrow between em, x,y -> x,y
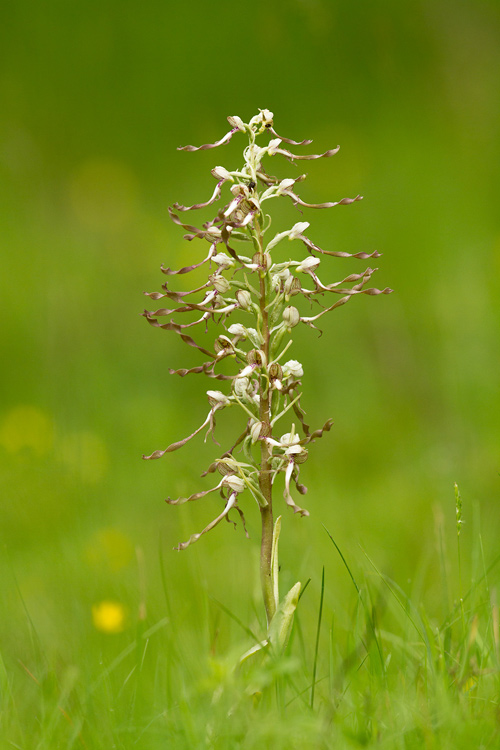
310,566 -> 325,709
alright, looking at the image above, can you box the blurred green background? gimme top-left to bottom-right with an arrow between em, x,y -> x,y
1,0 -> 499,698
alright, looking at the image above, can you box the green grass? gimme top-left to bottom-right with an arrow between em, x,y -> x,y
2,496 -> 499,750
1,3 -> 499,745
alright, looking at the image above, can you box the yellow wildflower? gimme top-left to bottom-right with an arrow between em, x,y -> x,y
91,601 -> 127,634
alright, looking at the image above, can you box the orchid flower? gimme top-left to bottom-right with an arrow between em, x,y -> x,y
142,110 -> 391,633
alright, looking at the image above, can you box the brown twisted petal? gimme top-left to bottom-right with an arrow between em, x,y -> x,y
220,227 -> 244,264
301,236 -> 382,260
304,269 -> 371,296
304,418 -> 334,444
168,363 -> 232,380
233,502 -> 250,539
177,127 -> 238,152
364,287 -> 393,295
295,479 -> 308,495
168,207 -> 207,238
326,285 -> 393,297
268,127 -> 313,146
300,296 -> 351,331
286,192 -> 363,210
306,266 -> 373,295
143,291 -> 170,300
142,307 -> 174,317
158,281 -> 210,299
142,411 -> 213,460
143,316 -> 215,358
291,464 -> 308,496
291,393 -> 311,437
283,461 -> 309,517
278,145 -> 340,161
173,182 -> 223,212
302,282 -> 392,329
160,252 -> 214,275
201,462 -> 218,477
174,493 -> 237,550
166,483 -> 222,505
339,272 -> 372,284
142,305 -> 175,315
171,316 -> 208,330
143,300 -> 219,316
142,296 -> 212,313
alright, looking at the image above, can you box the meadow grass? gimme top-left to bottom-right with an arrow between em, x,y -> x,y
2,494 -> 499,750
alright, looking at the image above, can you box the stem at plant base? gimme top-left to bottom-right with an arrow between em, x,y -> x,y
256,217 -> 275,627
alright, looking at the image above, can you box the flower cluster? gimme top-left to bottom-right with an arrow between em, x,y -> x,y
143,109 -> 392,553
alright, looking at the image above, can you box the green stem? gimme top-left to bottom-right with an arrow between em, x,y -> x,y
255,216 -> 275,627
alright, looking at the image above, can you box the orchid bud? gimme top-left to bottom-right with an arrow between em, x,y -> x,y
230,183 -> 249,198
216,460 -> 234,476
278,178 -> 295,193
272,275 -> 281,293
270,375 -> 283,391
267,138 -> 282,155
211,166 -> 233,182
213,295 -> 228,310
205,226 -> 222,240
227,115 -> 245,131
214,335 -> 233,355
284,275 -> 301,298
236,289 -> 252,310
210,274 -> 231,293
250,420 -> 264,443
283,360 -> 304,379
296,256 -> 320,274
283,306 -> 300,329
247,349 -> 266,367
212,252 -> 235,268
247,195 -> 260,212
288,222 -> 309,240
233,376 -> 250,398
237,364 -> 254,379
272,267 -> 291,292
286,445 -> 309,464
260,109 -> 274,126
250,420 -> 271,441
280,432 -> 301,447
252,252 -> 271,272
207,391 -> 230,409
228,323 -> 248,340
268,362 -> 283,381
223,475 -> 246,493
276,267 -> 292,281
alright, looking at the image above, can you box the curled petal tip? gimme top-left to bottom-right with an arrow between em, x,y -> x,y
142,451 -> 163,460
177,126 -> 238,152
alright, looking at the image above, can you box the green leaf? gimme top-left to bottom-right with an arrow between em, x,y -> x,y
270,515 -> 282,612
268,581 -> 301,654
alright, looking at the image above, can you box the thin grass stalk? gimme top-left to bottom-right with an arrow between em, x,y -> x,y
311,566 -> 325,709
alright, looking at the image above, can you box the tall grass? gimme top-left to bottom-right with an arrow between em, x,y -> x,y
2,491 -> 499,749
